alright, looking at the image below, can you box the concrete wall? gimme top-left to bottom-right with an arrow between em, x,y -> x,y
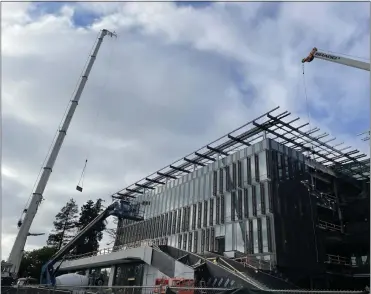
58,247 -> 152,272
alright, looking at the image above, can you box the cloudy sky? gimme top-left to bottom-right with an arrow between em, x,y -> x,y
2,2 -> 369,261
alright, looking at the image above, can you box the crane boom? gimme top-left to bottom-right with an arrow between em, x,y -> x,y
302,47 -> 370,71
7,29 -> 116,278
40,199 -> 144,286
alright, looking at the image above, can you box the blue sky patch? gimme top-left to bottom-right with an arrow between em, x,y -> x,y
28,2 -> 101,28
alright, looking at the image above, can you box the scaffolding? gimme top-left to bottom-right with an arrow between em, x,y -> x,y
111,107 -> 369,199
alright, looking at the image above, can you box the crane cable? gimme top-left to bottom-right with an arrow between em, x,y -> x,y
302,63 -> 319,262
76,35 -> 118,192
301,64 -> 317,188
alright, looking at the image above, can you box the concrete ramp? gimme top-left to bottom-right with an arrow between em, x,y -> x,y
57,247 -> 152,271
57,246 -> 193,280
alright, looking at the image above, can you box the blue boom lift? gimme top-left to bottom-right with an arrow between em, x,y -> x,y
40,198 -> 144,286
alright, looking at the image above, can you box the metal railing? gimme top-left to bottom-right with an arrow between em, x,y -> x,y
317,220 -> 342,232
325,254 -> 351,266
233,256 -> 274,271
65,240 -> 155,261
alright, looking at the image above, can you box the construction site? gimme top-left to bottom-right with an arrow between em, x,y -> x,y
2,24 -> 370,294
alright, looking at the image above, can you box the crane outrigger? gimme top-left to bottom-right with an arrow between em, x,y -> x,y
3,29 -> 117,282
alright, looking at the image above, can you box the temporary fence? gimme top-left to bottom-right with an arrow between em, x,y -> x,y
1,286 -> 368,294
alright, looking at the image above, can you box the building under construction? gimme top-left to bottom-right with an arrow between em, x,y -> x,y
58,107 -> 370,290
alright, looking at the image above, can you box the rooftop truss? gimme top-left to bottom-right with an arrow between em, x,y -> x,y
111,107 -> 369,199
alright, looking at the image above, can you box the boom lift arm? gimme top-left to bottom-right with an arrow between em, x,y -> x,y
302,47 -> 370,71
6,29 -> 116,278
40,199 -> 144,286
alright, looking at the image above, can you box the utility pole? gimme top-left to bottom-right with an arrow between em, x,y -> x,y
6,29 -> 117,278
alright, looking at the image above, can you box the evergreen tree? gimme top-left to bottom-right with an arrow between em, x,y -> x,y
73,198 -> 106,255
18,246 -> 57,279
47,198 -> 79,250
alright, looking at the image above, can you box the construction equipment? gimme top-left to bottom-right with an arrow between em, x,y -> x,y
302,47 -> 370,71
4,29 -> 117,281
40,198 -> 144,286
154,277 -> 195,294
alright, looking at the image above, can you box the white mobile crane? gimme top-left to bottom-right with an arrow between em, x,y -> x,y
2,29 -> 117,283
302,47 -> 370,71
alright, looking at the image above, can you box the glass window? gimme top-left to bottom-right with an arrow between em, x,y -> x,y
193,231 -> 198,253
253,219 -> 259,254
213,171 -> 217,196
225,223 -> 233,251
258,151 -> 268,181
187,206 -> 191,231
232,163 -> 237,189
205,228 -> 210,251
247,157 -> 252,185
257,218 -> 263,253
251,156 -> 256,184
194,178 -> 199,202
261,217 -> 270,253
172,211 -> 177,235
284,155 -> 289,179
254,154 -> 260,182
168,189 -> 173,212
235,222 -> 245,253
201,229 -> 205,253
168,212 -> 172,236
237,190 -> 243,220
219,168 -> 224,193
221,195 -> 225,224
203,200 -> 208,227
248,186 -> 253,218
205,173 -> 211,199
189,181 -> 195,204
225,193 -> 231,222
237,160 -> 242,187
248,220 -> 253,254
210,227 -> 215,252
243,189 -> 249,219
224,166 -> 229,192
183,233 -> 187,250
210,198 -> 214,226
197,202 -> 202,228
256,185 -> 262,216
184,183 -> 190,205
216,197 -> 220,224
188,232 -> 193,252
231,192 -> 236,221
192,204 -> 197,230
242,158 -> 248,186
177,209 -> 181,233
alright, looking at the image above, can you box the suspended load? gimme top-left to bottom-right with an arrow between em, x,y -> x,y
76,159 -> 88,192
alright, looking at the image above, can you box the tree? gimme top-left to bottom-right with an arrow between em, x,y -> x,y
73,199 -> 106,256
18,246 -> 57,279
47,198 -> 79,250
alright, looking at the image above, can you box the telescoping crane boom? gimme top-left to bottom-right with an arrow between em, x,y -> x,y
40,199 -> 144,286
6,29 -> 117,279
302,47 -> 370,71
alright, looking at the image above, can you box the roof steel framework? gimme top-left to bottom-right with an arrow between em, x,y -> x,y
111,107 -> 369,199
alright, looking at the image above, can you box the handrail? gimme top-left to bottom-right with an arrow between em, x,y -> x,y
64,239 -> 155,261
317,220 -> 342,232
325,254 -> 352,266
